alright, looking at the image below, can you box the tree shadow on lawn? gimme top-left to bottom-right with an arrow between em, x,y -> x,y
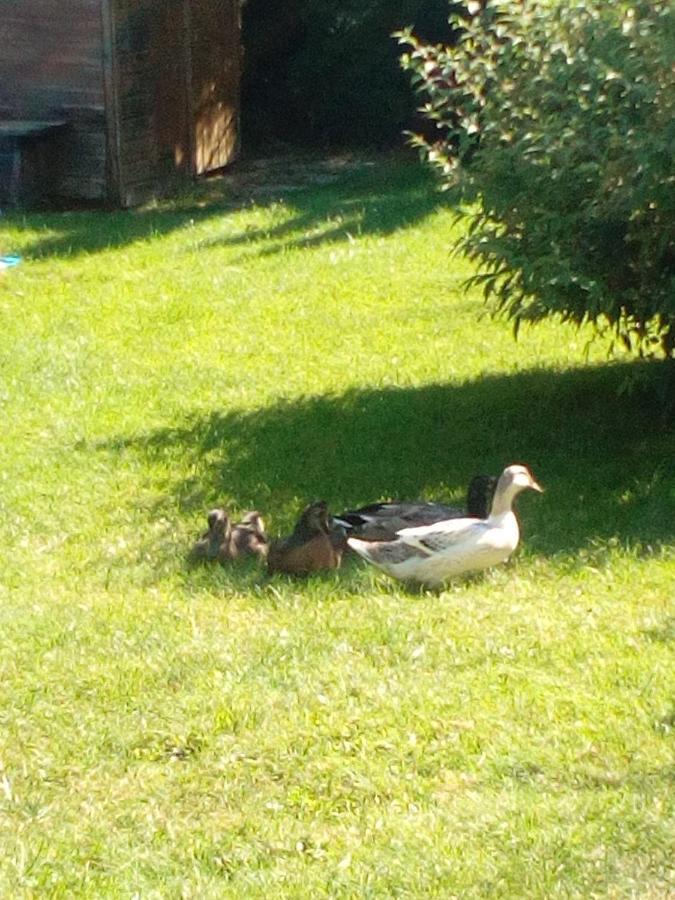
102,360 -> 674,559
6,155 -> 449,262
197,157 -> 454,263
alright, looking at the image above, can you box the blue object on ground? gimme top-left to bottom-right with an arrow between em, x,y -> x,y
0,255 -> 22,269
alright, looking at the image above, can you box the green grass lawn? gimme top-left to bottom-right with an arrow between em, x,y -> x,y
0,155 -> 673,898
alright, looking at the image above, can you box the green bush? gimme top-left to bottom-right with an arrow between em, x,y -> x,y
399,0 -> 675,358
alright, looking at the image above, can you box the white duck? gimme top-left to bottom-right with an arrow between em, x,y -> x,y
347,464 -> 542,588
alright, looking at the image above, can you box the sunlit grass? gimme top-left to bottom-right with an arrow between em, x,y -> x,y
0,155 -> 673,897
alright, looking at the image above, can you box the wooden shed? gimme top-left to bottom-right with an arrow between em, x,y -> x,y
0,0 -> 241,207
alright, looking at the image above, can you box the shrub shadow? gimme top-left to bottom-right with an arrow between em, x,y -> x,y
99,360 -> 675,556
643,617 -> 675,644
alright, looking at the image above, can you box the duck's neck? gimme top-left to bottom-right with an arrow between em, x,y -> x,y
489,485 -> 520,518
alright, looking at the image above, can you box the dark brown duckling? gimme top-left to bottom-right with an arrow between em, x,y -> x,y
189,508 -> 232,562
267,500 -> 344,575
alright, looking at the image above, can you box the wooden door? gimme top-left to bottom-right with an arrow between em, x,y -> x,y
188,0 -> 240,175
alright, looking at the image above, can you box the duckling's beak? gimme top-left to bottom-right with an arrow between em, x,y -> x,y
530,478 -> 544,493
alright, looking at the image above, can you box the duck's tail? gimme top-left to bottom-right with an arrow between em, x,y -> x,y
332,514 -> 363,533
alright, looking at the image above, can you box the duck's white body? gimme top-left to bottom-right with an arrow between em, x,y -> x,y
347,465 -> 542,588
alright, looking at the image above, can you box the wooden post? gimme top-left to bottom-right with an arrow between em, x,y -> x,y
183,0 -> 196,179
100,0 -> 123,205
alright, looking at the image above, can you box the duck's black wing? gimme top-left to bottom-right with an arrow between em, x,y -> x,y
334,500 -> 463,541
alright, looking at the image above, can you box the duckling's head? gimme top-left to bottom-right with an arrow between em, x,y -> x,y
207,508 -> 231,539
189,508 -> 231,562
239,510 -> 266,535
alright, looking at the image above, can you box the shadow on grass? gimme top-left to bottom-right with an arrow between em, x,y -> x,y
100,360 -> 675,557
643,617 -> 675,644
5,155 -> 449,262
199,158 -> 453,262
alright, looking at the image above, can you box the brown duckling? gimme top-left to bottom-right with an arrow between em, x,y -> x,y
230,510 -> 269,562
267,500 -> 345,575
189,508 -> 232,562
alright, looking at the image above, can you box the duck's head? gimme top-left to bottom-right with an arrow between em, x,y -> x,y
296,500 -> 331,536
499,464 -> 543,493
502,465 -> 542,493
491,465 -> 543,514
